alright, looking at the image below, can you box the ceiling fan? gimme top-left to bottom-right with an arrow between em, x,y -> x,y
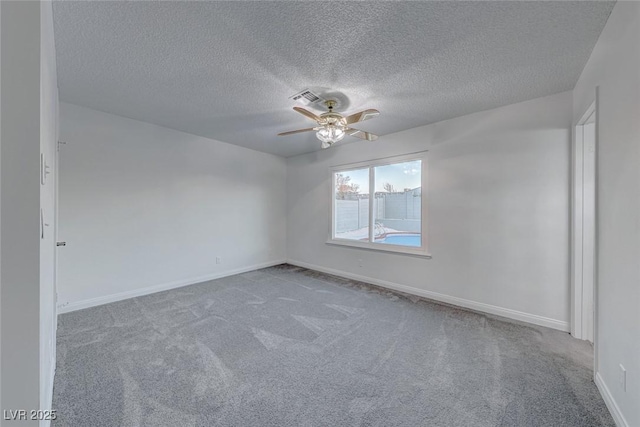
278,100 -> 380,149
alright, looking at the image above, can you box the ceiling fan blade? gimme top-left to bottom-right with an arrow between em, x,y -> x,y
278,127 -> 316,136
293,107 -> 321,123
345,127 -> 378,141
345,109 -> 380,125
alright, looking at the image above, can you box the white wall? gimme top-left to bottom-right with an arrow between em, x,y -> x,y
1,2 -> 41,425
40,1 -> 59,423
573,2 -> 640,426
57,103 -> 286,310
287,91 -> 572,331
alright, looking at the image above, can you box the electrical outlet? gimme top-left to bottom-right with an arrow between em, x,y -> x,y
216,256 -> 222,265
619,364 -> 627,392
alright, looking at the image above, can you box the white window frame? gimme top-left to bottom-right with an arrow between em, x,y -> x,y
328,151 -> 430,257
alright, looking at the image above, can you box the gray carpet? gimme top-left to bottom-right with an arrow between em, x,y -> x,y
52,264 -> 614,427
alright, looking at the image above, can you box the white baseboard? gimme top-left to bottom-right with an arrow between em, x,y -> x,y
287,259 -> 570,332
595,372 -> 629,427
57,259 -> 287,314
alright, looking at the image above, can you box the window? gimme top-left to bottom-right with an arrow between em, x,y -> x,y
330,152 -> 429,256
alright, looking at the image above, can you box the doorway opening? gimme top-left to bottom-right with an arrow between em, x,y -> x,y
572,100 -> 596,345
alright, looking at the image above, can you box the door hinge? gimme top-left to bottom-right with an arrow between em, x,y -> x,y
56,242 -> 66,247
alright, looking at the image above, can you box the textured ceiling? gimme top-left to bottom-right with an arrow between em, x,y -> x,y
53,1 -> 614,157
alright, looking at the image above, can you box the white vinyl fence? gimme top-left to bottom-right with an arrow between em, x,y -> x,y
335,188 -> 421,234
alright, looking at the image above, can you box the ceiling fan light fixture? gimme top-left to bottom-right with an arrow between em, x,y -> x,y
316,124 -> 345,147
278,99 -> 380,149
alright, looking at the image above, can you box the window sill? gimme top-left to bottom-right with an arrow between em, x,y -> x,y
326,239 -> 432,258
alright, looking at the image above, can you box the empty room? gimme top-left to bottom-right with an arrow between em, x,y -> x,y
1,1 -> 638,426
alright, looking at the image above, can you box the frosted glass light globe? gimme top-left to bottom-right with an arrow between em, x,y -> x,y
316,125 -> 345,147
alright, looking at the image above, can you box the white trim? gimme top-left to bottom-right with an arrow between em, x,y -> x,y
40,355 -> 56,427
368,166 -> 375,242
40,313 -> 57,427
287,259 -> 569,332
595,372 -> 628,427
326,239 -> 432,258
571,98 -> 597,341
571,123 -> 584,338
593,87 -> 600,377
57,259 -> 287,314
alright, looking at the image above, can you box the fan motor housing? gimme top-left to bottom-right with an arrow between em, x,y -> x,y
319,112 -> 346,127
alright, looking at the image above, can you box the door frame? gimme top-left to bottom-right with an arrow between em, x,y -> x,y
571,93 -> 598,355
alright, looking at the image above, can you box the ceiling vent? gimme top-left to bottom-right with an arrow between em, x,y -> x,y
289,89 -> 324,105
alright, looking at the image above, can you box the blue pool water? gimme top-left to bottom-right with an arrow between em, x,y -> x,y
379,234 -> 421,247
